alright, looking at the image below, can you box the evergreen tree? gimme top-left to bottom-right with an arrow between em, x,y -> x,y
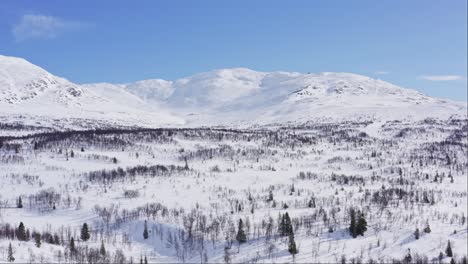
288,232 -> 298,255
414,228 -> 420,240
404,249 -> 412,264
279,214 -> 286,236
450,258 -> 456,264
70,237 -> 76,254
356,211 -> 367,236
143,220 -> 149,239
279,212 -> 293,236
349,208 -> 358,238
81,223 -> 90,241
7,243 -> 15,262
140,256 -> 143,264
446,240 -> 453,257
16,222 -> 27,241
34,233 -> 41,248
236,219 -> 247,243
144,256 -> 148,264
16,196 -> 22,208
70,150 -> 74,158
284,213 -> 293,236
100,240 -> 106,256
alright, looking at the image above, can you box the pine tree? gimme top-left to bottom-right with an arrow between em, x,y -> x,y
349,208 -> 358,238
140,256 -> 143,264
100,240 -> 106,256
356,211 -> 367,236
143,220 -> 149,239
81,223 -> 90,241
414,228 -> 420,240
17,197 -> 23,208
279,212 -> 293,237
7,243 -> 15,262
34,233 -> 41,248
16,222 -> 27,241
236,219 -> 247,243
446,240 -> 453,257
404,249 -> 412,264
450,258 -> 456,264
288,232 -> 298,255
279,213 -> 286,236
144,256 -> 148,264
70,150 -> 74,158
284,213 -> 293,236
70,237 -> 76,254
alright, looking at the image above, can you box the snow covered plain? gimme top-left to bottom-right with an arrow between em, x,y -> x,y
1,119 -> 467,263
0,55 -> 467,263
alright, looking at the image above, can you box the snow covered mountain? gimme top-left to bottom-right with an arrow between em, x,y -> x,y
0,55 -> 466,130
0,55 -> 184,129
115,68 -> 466,125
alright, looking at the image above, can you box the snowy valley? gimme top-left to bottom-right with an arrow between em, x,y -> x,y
0,55 -> 467,263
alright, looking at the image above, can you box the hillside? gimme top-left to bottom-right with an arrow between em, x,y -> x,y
0,55 -> 466,131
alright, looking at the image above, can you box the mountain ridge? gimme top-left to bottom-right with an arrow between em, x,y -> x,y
0,54 -> 466,130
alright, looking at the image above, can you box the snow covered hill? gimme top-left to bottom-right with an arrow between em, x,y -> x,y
0,54 -> 466,130
0,55 -> 184,130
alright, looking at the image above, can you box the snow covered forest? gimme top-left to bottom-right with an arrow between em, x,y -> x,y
0,118 -> 467,263
1,0 -> 467,262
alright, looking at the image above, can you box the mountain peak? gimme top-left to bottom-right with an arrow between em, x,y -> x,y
0,55 -> 465,128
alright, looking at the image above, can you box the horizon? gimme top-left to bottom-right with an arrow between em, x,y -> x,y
0,0 -> 466,102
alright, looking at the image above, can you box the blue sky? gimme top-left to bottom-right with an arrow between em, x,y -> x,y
0,0 -> 466,101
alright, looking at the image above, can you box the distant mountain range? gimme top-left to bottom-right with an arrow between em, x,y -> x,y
0,54 -> 466,129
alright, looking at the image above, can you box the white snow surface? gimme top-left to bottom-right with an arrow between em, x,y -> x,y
0,54 -> 466,130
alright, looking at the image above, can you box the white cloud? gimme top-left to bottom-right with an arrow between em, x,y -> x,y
12,14 -> 83,41
374,71 -> 389,75
419,75 -> 464,81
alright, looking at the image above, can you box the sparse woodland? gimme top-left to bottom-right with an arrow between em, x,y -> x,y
0,118 -> 466,263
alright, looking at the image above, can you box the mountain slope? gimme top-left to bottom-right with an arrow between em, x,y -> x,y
0,54 -> 466,130
117,69 -> 466,125
0,55 -> 184,129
